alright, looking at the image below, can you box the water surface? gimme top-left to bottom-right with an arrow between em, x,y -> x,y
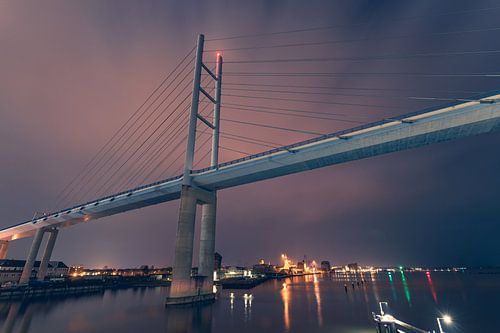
1,271 -> 498,332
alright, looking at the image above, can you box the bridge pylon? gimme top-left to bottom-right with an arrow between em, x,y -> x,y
166,34 -> 223,306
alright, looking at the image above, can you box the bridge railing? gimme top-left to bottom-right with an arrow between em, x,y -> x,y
9,175 -> 185,231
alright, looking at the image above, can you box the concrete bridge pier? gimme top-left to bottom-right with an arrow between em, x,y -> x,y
198,196 -> 217,294
19,226 -> 59,284
0,241 -> 9,259
19,228 -> 45,284
166,185 -> 217,306
37,228 -> 59,280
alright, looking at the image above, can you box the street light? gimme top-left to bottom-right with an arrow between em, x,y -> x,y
379,301 -> 388,315
436,315 -> 452,333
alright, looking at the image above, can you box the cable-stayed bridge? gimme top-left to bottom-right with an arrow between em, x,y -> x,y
1,90 -> 499,241
2,15 -> 500,305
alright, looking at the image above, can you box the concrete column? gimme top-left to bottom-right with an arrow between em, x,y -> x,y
37,228 -> 58,281
198,195 -> 217,294
0,241 -> 9,259
169,186 -> 198,298
19,228 -> 45,284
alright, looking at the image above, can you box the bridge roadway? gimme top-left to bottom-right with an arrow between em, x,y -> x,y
1,90 -> 499,241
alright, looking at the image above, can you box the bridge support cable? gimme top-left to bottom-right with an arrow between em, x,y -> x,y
222,93 -> 403,109
219,145 -> 252,156
222,82 -> 481,95
53,47 -> 196,209
200,12 -> 500,164
130,59 -> 218,185
127,120 -> 189,187
217,49 -> 500,65
57,15 -> 500,208
56,49 -> 195,207
197,128 -> 284,152
126,75 -> 217,186
111,108 -> 190,191
222,86 -> 483,104
143,103 -> 214,183
94,95 -> 193,196
193,77 -> 221,169
210,116 -> 324,136
219,131 -> 284,148
85,72 -> 195,198
196,131 -> 278,159
193,149 -> 213,169
143,100 -> 218,183
155,143 -> 188,181
223,105 -> 365,124
206,26 -> 500,53
221,102 -> 374,120
182,34 -> 223,185
223,71 -> 500,78
215,133 -> 279,149
193,135 -> 215,169
73,64 -> 196,199
105,73 -> 216,191
222,92 -> 489,109
205,5 -> 500,42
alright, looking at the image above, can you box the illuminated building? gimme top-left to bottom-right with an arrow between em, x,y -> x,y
68,266 -> 172,279
320,261 -> 331,272
219,266 -> 252,279
253,262 -> 278,275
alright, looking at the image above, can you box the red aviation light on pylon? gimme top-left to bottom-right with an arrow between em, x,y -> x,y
216,52 -> 221,58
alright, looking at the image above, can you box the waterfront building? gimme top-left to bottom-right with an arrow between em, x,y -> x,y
219,266 -> 252,279
0,259 -> 69,284
214,252 -> 222,270
253,262 -> 278,275
69,266 -> 172,279
321,261 -> 331,272
297,261 -> 305,270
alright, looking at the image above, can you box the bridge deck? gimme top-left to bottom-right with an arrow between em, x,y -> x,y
1,90 -> 499,241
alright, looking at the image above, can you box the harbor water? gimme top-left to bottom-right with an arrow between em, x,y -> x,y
0,271 -> 498,332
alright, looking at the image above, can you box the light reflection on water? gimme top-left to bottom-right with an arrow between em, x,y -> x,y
426,271 -> 438,304
281,280 -> 290,331
312,274 -> 323,327
0,272 -> 498,332
388,272 -> 398,301
400,270 -> 412,305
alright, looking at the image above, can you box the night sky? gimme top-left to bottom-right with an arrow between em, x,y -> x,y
1,0 -> 500,269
